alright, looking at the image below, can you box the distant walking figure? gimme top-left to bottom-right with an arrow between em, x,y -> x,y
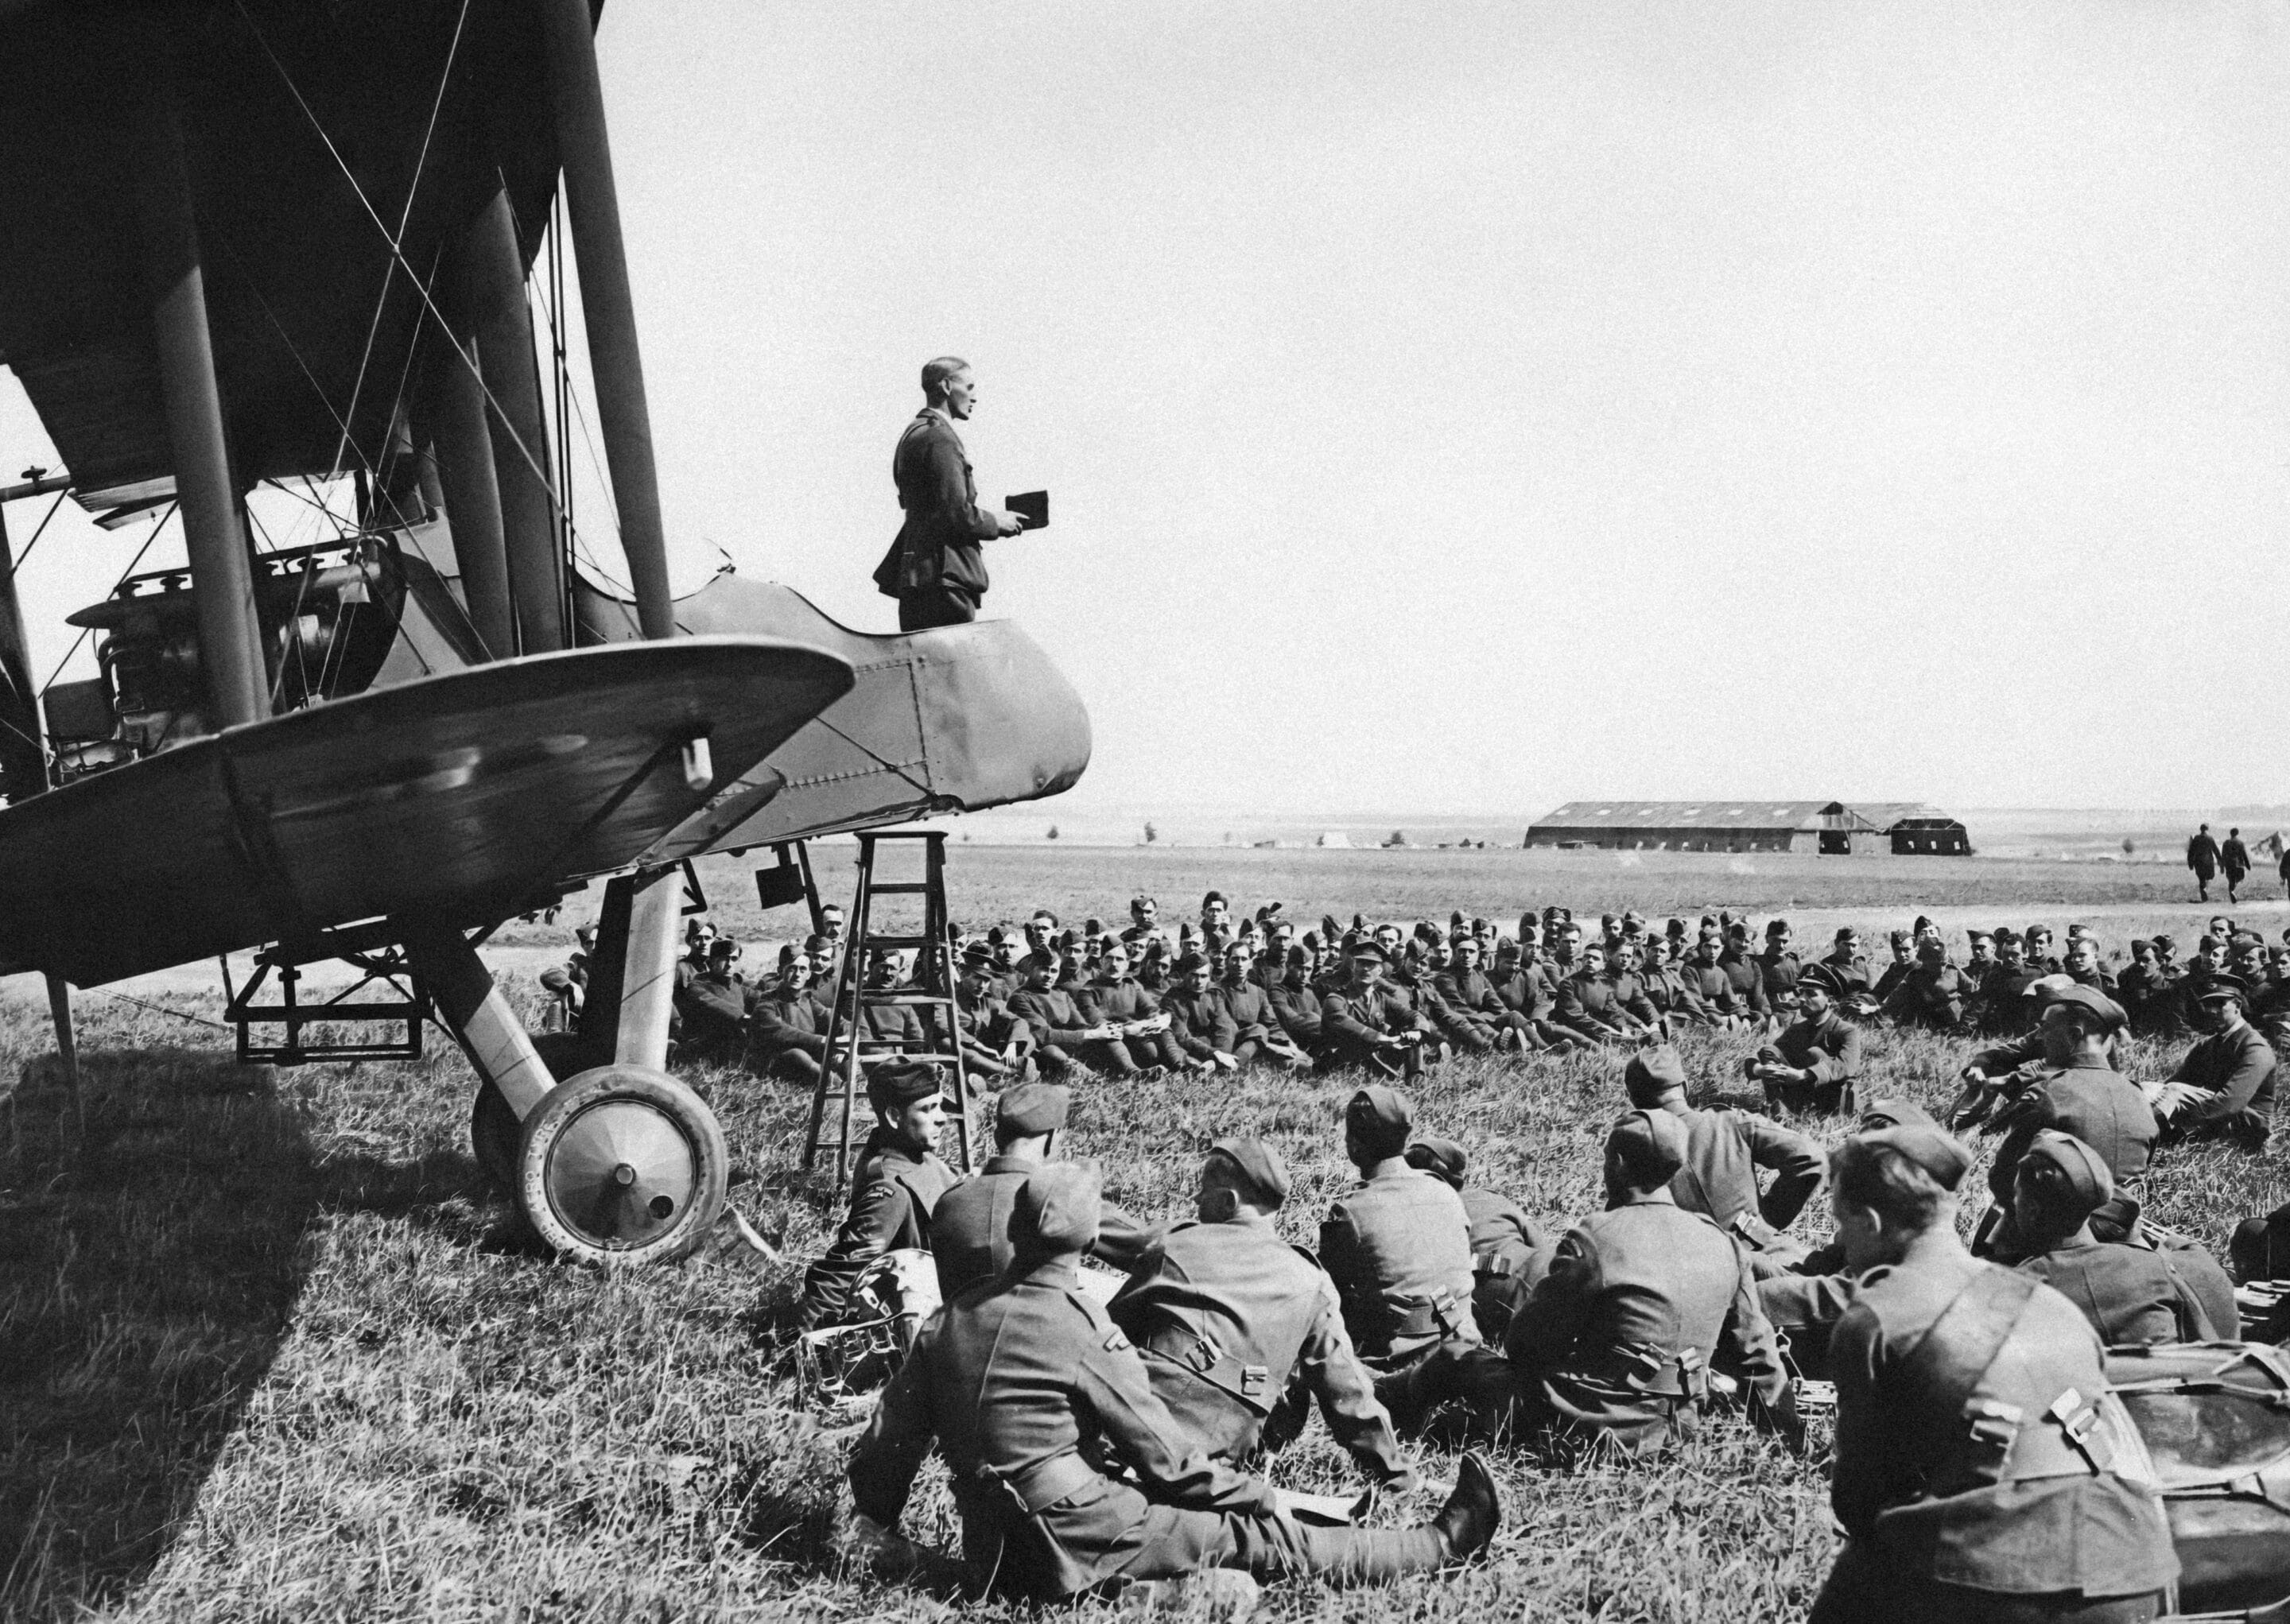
2222,828 -> 2251,905
2188,823 -> 2222,902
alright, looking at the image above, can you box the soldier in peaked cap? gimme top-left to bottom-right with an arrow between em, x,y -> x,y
796,1061 -> 961,1330
2150,971 -> 2276,1149
932,1083 -> 1157,1300
1404,1136 -> 1544,1341
849,1162 -> 1500,1602
1970,986 -> 2157,1265
1318,1087 -> 1480,1368
1748,960 -> 1864,1113
1109,1138 -> 1416,1491
2009,1130 -> 2234,1347
1624,1045 -> 1824,1260
1809,1128 -> 2176,1624
1316,942 -> 1438,1077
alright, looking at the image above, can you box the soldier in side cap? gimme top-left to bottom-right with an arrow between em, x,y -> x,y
1808,1128 -> 2176,1624
1395,1110 -> 1796,1454
1969,986 -> 2158,1265
795,1062 -> 962,1330
1108,1138 -> 1417,1493
1754,1099 -> 1947,1380
1404,1137 -> 1545,1341
1878,936 -> 1978,1031
931,1083 -> 1157,1300
2148,971 -> 2276,1149
1318,1087 -> 1481,1369
1624,1045 -> 1824,1261
849,1162 -> 1500,1601
2009,1131 -> 2233,1347
1746,960 -> 1864,1113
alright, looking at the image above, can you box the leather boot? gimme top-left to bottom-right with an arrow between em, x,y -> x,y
1432,1452 -> 1500,1560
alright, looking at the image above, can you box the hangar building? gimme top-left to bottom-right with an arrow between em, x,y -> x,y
1524,800 -> 1970,855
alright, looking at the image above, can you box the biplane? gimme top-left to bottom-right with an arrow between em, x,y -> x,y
0,0 -> 1089,1264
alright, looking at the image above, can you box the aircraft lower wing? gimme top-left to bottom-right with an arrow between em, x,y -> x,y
573,576 -> 1091,859
0,638 -> 852,986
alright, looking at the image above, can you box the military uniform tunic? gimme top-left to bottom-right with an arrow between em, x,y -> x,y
932,1155 -> 1159,1300
848,1259 -> 1446,1600
1108,1215 -> 1408,1480
2015,1236 -> 2226,1346
2163,1022 -> 2276,1145
1499,1195 -> 1791,1453
798,1137 -> 959,1327
1769,1009 -> 1864,1112
1982,1062 -> 2159,1257
1812,1257 -> 2176,1622
1318,1157 -> 1480,1363
1459,1183 -> 1543,1340
1663,1104 -> 1824,1247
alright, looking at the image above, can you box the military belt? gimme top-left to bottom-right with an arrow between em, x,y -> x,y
976,1450 -> 1102,1517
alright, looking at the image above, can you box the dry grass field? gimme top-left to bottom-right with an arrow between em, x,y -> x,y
6,845 -> 2288,1622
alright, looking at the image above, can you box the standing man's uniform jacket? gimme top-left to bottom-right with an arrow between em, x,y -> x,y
874,408 -> 999,609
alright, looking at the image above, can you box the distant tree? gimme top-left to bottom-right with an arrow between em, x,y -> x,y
1384,829 -> 1407,848
1047,824 -> 1060,840
1143,821 -> 1159,845
2122,837 -> 2135,858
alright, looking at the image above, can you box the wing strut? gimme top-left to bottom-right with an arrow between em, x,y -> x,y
44,973 -> 76,1092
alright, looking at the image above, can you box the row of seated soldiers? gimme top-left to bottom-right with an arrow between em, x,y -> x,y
811,992 -> 2253,1618
647,898 -> 2285,1132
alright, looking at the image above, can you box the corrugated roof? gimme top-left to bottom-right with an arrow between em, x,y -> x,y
1531,800 -> 1882,832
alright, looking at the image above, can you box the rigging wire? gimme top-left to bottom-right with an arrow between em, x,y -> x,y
39,504 -> 176,696
6,490 -> 69,580
231,0 -> 618,596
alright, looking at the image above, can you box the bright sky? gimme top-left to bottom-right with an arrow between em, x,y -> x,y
4,0 -> 2287,816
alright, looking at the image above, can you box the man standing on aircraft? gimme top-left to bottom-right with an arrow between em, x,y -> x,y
872,357 -> 1030,630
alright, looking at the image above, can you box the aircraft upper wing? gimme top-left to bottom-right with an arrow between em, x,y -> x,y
0,0 -> 586,509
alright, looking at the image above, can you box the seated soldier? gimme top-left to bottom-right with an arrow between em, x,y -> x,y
1745,962 -> 1863,1114
1254,946 -> 1325,1053
750,948 -> 835,1082
856,948 -> 928,1056
1317,942 -> 1438,1078
1215,943 -> 1312,1071
1677,934 -> 1753,1032
794,1062 -> 961,1330
1007,948 -> 1120,1079
1755,1096 -> 1939,1382
848,1164 -> 1500,1603
2009,1130 -> 2232,1346
944,944 -> 1036,1084
1970,930 -> 2044,1035
2024,922 -> 2064,975
1318,1086 -> 1480,1369
2063,934 -> 2117,994
1081,944 -> 1183,1076
932,1083 -> 1156,1299
1807,1126 -> 2177,1624
1625,1045 -> 1823,1262
1428,936 -> 1531,1052
1601,940 -> 1667,1037
1869,932 -> 1915,1006
1411,937 -> 1500,1054
1161,952 -> 1243,1073
1551,943 -> 1655,1045
2148,971 -> 2276,1149
1878,936 -> 1977,1032
1972,986 -> 2158,1265
1388,1111 -> 1797,1455
673,936 -> 755,1062
1716,923 -> 1774,1029
1819,928 -> 1875,1006
1110,1138 -> 1418,1493
1491,937 -> 1593,1051
1753,920 -> 1802,1008
1403,1137 -> 1543,1342
1636,940 -> 1718,1030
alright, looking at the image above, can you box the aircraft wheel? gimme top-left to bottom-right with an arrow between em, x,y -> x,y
515,1065 -> 728,1266
470,1033 -> 603,1187
470,1079 -> 521,1186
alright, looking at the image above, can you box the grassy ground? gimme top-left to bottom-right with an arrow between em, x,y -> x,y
6,859 -> 2288,1622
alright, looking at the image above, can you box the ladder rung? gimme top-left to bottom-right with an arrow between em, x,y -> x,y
860,991 -> 957,1006
860,934 -> 940,949
863,882 -> 933,895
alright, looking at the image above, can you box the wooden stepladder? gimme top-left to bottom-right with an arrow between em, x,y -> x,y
801,830 -> 975,1192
